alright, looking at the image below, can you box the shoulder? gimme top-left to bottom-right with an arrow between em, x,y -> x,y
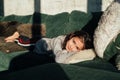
55,35 -> 66,40
52,35 -> 66,43
39,35 -> 66,45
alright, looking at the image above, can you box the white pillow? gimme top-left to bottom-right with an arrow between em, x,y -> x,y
94,1 -> 120,58
64,49 -> 96,64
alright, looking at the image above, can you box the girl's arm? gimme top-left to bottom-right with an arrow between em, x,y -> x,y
52,36 -> 96,64
5,32 -> 20,42
51,36 -> 76,64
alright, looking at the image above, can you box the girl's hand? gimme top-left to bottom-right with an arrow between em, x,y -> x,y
4,32 -> 20,42
4,36 -> 16,42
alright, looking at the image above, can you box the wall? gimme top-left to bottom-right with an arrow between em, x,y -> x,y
4,0 -> 34,16
2,0 -> 114,16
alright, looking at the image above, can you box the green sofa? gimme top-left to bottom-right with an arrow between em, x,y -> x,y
0,10 -> 120,80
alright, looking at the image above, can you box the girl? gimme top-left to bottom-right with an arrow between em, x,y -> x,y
33,30 -> 93,63
3,22 -> 94,63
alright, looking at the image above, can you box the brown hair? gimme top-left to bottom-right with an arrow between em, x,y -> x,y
62,30 -> 92,49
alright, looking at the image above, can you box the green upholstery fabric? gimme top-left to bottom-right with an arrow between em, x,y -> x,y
0,10 -> 120,79
0,63 -> 119,80
0,10 -> 92,71
0,51 -> 28,71
104,33 -> 120,61
0,51 -> 10,71
0,11 -> 92,71
0,11 -> 92,38
0,15 -> 33,23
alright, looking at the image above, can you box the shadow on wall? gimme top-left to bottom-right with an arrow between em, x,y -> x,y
29,0 -> 41,50
0,0 -> 4,16
0,0 -> 102,16
34,0 -> 40,12
32,12 -> 41,39
82,12 -> 103,48
32,0 -> 41,39
87,0 -> 102,12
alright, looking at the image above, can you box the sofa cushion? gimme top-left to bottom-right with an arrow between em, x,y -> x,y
0,51 -> 10,71
94,1 -> 120,60
43,10 -> 92,38
64,49 -> 96,64
0,10 -> 92,71
0,10 -> 92,38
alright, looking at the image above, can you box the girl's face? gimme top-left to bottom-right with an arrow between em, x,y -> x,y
65,37 -> 84,52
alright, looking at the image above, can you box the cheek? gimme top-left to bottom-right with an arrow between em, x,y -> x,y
65,41 -> 71,51
65,41 -> 68,48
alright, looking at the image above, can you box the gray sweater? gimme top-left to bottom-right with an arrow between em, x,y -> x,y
33,35 -> 76,63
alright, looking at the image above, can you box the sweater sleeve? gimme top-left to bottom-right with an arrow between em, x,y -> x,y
51,36 -> 76,64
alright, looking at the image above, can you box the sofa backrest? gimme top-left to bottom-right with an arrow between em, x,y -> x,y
0,10 -> 92,38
